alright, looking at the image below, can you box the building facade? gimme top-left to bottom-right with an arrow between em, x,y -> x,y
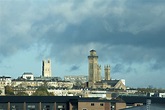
0,96 -> 126,110
0,76 -> 12,87
64,75 -> 88,84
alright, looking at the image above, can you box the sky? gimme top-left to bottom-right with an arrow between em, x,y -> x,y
0,0 -> 165,88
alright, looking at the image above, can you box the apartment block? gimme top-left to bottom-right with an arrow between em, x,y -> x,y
0,96 -> 126,110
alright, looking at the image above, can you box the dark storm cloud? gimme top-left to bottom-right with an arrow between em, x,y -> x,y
111,64 -> 137,75
44,19 -> 165,66
1,0 -> 165,68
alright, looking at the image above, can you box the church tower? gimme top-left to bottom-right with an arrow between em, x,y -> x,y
42,59 -> 52,77
104,65 -> 110,80
88,50 -> 99,88
97,65 -> 101,82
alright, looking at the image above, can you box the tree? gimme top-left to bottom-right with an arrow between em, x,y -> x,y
16,91 -> 29,96
5,86 -> 14,96
0,90 -> 2,95
32,86 -> 54,96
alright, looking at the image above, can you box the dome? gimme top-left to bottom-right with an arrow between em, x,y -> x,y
90,50 -> 97,56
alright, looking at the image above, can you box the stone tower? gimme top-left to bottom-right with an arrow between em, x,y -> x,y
104,65 -> 110,80
42,59 -> 52,77
88,50 -> 100,88
97,65 -> 101,82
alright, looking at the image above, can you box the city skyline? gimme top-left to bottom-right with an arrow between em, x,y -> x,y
0,0 -> 165,88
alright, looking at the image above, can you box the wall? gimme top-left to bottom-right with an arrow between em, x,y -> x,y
78,102 -> 110,110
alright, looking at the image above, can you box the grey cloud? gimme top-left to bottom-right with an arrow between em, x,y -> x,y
150,61 -> 165,71
36,0 -> 164,68
112,64 -> 124,73
1,0 -> 165,70
1,0 -> 165,88
111,64 -> 136,75
126,66 -> 136,74
70,65 -> 80,72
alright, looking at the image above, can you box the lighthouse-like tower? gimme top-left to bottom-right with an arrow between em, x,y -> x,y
88,50 -> 100,88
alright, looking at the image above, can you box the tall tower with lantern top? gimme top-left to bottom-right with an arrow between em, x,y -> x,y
88,50 -> 100,88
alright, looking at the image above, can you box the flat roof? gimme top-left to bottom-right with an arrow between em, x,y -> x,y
119,96 -> 165,104
0,96 -> 124,103
0,96 -> 79,103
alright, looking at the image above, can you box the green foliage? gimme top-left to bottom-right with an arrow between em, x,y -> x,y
32,86 -> 54,96
16,91 -> 29,96
5,86 -> 15,96
0,90 -> 2,95
75,79 -> 83,87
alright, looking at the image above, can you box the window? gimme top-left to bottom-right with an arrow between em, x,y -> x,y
57,105 -> 65,110
58,105 -> 64,108
91,103 -> 94,106
27,105 -> 35,110
82,109 -> 87,110
100,103 -> 104,106
43,105 -> 50,110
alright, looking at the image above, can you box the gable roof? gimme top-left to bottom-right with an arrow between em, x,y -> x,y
101,80 -> 120,87
23,73 -> 33,75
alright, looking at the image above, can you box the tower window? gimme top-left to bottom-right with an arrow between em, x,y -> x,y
91,103 -> 94,106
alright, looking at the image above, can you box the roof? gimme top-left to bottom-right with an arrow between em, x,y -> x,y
119,96 -> 165,104
23,73 -> 33,75
90,49 -> 96,52
120,104 -> 165,110
0,96 -> 124,103
0,76 -> 11,78
0,96 -> 79,103
79,97 -> 103,102
78,97 -> 124,103
101,80 -> 120,87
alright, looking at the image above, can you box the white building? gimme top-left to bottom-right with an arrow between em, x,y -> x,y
0,76 -> 12,87
159,93 -> 165,98
22,73 -> 34,80
64,75 -> 88,84
147,93 -> 165,98
121,79 -> 126,85
12,80 -> 43,87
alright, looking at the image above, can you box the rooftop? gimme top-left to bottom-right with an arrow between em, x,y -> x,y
119,95 -> 165,104
0,96 -> 79,103
23,73 -> 33,75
